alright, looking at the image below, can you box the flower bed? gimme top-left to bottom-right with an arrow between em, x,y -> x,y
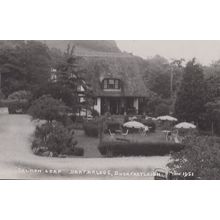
32,121 -> 84,157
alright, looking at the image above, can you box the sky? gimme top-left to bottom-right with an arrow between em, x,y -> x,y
116,41 -> 220,65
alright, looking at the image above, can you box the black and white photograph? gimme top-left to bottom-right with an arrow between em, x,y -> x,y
0,40 -> 219,180
1,1 -> 220,220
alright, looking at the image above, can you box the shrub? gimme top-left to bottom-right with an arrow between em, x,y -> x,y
32,121 -> 81,157
1,99 -> 29,114
177,128 -> 198,137
158,121 -> 169,130
28,95 -> 70,122
155,103 -> 170,116
73,147 -> 84,156
168,134 -> 220,180
61,115 -> 74,127
83,120 -> 99,137
8,90 -> 32,101
33,82 -> 77,110
70,115 -> 84,123
8,100 -> 28,114
75,116 -> 84,123
91,109 -> 100,117
61,146 -> 84,156
98,141 -> 184,157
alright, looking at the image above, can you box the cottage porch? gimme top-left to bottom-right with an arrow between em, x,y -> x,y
94,97 -> 145,115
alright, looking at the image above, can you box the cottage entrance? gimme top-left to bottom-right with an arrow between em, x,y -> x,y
101,97 -> 123,115
100,97 -> 138,115
109,98 -> 120,115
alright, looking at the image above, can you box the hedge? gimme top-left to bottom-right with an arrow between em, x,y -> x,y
106,121 -> 121,132
98,141 -> 184,157
71,115 -> 84,123
83,120 -> 99,137
61,146 -> 84,157
73,147 -> 84,156
0,99 -> 29,114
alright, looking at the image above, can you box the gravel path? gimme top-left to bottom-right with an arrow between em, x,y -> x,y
0,114 -> 170,179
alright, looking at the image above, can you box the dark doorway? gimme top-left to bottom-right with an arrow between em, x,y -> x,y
101,97 -> 122,115
109,98 -> 120,114
125,97 -> 135,114
101,98 -> 109,115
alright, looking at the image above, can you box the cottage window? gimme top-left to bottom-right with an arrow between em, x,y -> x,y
102,79 -> 121,90
115,80 -> 119,89
104,80 -> 108,89
109,79 -> 114,84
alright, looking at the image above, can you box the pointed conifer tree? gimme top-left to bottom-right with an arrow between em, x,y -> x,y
175,58 -> 207,124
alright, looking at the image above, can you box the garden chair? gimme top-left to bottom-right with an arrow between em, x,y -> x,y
108,129 -> 115,136
140,126 -> 149,136
172,129 -> 182,143
162,130 -> 172,141
108,129 -> 116,140
174,135 -> 181,143
174,133 -> 183,143
167,131 -> 172,141
121,129 -> 129,136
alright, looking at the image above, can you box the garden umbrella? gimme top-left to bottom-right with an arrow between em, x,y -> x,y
174,122 -> 196,129
123,121 -> 146,129
157,115 -> 178,121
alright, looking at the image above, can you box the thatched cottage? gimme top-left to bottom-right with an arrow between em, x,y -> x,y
49,40 -> 150,115
72,44 -> 149,115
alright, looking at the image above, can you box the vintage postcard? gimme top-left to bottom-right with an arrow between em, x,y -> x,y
0,40 -> 219,179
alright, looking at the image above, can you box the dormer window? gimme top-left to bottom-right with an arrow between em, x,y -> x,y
102,79 -> 121,90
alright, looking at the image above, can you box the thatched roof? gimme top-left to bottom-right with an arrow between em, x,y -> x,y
77,53 -> 150,97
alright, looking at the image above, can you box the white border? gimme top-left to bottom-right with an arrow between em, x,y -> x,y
0,0 -> 220,40
1,0 -> 220,220
0,181 -> 219,220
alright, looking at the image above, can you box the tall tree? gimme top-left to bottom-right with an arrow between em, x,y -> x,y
204,99 -> 220,135
0,42 -> 27,96
56,47 -> 93,113
144,55 -> 171,99
143,55 -> 183,100
204,60 -> 220,101
21,41 -> 51,90
175,58 -> 207,123
0,41 -> 51,96
34,45 -> 93,114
